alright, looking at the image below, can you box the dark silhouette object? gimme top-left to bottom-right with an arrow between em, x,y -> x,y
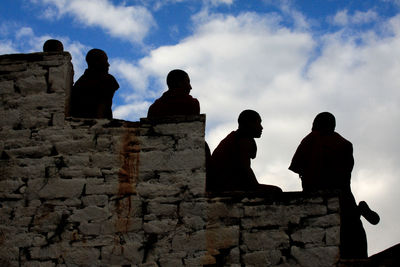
359,200 -> 380,225
366,243 -> 400,266
43,39 -> 64,52
70,49 -> 119,119
207,110 -> 282,193
289,112 -> 379,259
147,69 -> 200,117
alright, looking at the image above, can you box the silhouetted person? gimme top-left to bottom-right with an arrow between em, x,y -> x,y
207,110 -> 282,193
43,39 -> 64,52
147,69 -> 200,117
289,112 -> 379,259
70,49 -> 119,119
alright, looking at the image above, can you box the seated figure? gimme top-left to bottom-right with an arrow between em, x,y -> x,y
207,110 -> 282,193
289,112 -> 379,259
70,49 -> 119,119
147,69 -> 200,117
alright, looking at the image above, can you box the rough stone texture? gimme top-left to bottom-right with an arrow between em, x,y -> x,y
0,51 -> 342,266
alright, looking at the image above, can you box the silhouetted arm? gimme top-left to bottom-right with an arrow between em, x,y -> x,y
237,138 -> 259,188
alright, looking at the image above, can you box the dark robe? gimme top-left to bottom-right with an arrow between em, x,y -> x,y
147,90 -> 200,117
70,69 -> 119,119
208,131 -> 260,192
289,130 -> 367,259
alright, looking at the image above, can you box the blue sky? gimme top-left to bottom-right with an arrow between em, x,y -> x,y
2,0 -> 400,256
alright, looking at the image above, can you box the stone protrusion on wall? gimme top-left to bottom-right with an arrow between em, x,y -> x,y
0,52 -> 73,130
0,51 -> 340,267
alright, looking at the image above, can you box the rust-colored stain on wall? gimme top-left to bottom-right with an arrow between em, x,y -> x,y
116,129 -> 140,233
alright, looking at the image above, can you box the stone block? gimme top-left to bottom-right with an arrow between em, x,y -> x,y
86,179 -> 118,195
58,167 -> 84,178
140,148 -> 204,172
148,202 -> 177,218
19,92 -> 64,112
328,197 -> 340,212
205,226 -> 240,250
184,253 -> 216,266
180,201 -> 208,218
78,221 -> 102,235
22,261 -> 55,267
63,154 -> 90,167
55,139 -> 95,155
139,135 -> 175,151
137,182 -> 181,198
291,246 -> 340,267
241,216 -> 284,229
101,244 -> 138,265
30,244 -> 62,260
70,235 -> 115,247
153,121 -> 204,137
122,242 -> 144,264
0,63 -> 27,72
305,213 -> 340,227
101,217 -> 143,234
143,219 -> 178,234
172,230 -> 207,252
48,64 -> 71,93
91,152 -> 120,168
174,135 -> 205,151
28,178 -> 85,199
326,226 -> 340,246
182,216 -> 205,231
82,195 -> 108,207
159,257 -> 185,267
0,179 -> 24,193
0,109 -> 21,128
291,227 -> 325,247
63,247 -> 100,266
207,202 -> 243,220
8,144 -> 53,158
82,167 -> 103,177
242,250 -> 282,267
243,230 -> 289,251
15,75 -> 47,96
0,80 -> 14,95
109,195 -> 142,217
69,206 -> 111,222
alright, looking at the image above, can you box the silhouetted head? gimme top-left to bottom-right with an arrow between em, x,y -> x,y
238,110 -> 263,138
43,39 -> 64,52
166,69 -> 192,94
86,49 -> 110,73
312,112 -> 336,133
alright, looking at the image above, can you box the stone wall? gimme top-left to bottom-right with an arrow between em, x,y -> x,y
0,52 -> 341,267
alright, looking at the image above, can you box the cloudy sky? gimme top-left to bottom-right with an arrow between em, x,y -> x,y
2,0 -> 400,256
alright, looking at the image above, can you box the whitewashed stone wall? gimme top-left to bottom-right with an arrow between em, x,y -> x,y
0,52 -> 341,267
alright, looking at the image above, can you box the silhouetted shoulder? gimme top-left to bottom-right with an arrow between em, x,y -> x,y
147,91 -> 200,117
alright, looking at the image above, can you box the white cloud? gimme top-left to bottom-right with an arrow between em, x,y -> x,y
146,0 -> 233,10
113,101 -> 152,120
111,11 -> 400,255
34,0 -> 155,44
209,0 -> 234,6
0,40 -> 18,54
331,9 -> 379,26
15,27 -> 34,39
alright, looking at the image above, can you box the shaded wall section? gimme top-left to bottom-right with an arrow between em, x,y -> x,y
0,51 -> 341,267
